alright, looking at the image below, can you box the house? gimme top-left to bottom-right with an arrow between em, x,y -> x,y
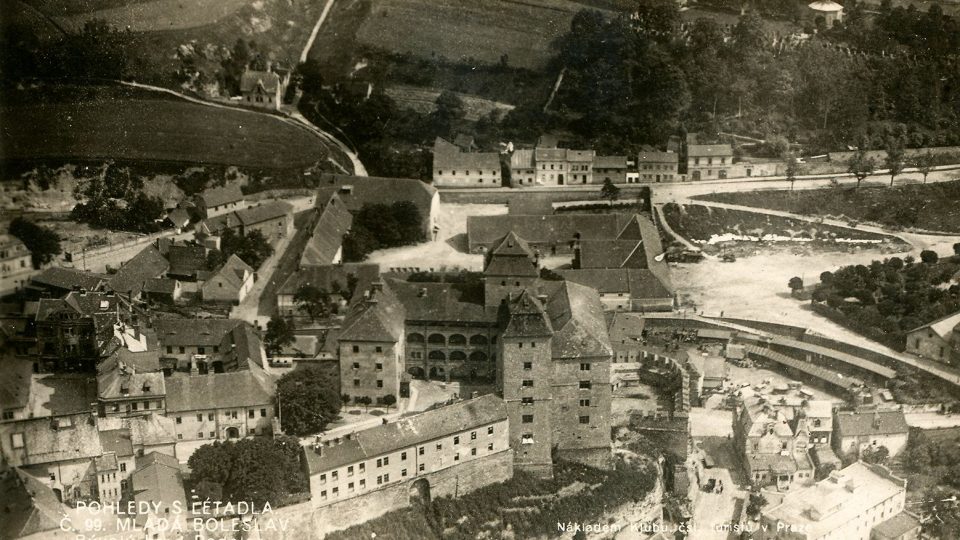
0,413 -> 103,503
467,213 -> 635,254
303,395 -> 512,533
164,207 -> 191,231
699,356 -> 727,391
808,0 -> 843,26
0,468 -> 67,538
905,311 -> 960,365
593,155 -> 628,184
509,149 -> 537,187
636,151 -> 679,183
559,268 -> 674,311
196,184 -> 246,219
758,462 -> 912,540
95,427 -> 137,502
97,347 -> 166,418
317,174 -> 440,237
833,410 -> 909,461
0,233 -> 34,296
734,396 -> 815,490
240,69 -> 284,110
27,266 -> 108,298
96,413 -> 177,460
201,254 -> 254,304
199,200 -> 293,242
35,291 -> 125,372
515,146 -> 595,187
107,245 -> 169,299
277,263 -> 380,319
158,240 -> 207,281
432,137 -> 502,188
129,452 -> 189,539
338,282 -> 407,404
153,318 -> 265,374
142,278 -> 182,303
686,144 -> 734,180
301,192 -> 353,267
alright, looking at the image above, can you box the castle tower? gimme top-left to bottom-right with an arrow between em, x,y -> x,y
497,290 -> 555,477
483,231 -> 539,308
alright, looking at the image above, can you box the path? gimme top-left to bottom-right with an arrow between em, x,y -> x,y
230,232 -> 294,329
300,0 -> 336,63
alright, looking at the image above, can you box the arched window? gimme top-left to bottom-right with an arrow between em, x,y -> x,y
469,351 -> 487,362
428,350 -> 446,361
449,351 -> 467,361
448,334 -> 467,346
407,333 -> 425,344
469,335 -> 488,346
428,334 -> 446,346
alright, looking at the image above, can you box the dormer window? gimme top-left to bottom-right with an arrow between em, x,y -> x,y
142,382 -> 151,392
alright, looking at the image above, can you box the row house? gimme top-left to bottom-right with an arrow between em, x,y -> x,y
432,137 -> 502,187
687,144 -> 734,180
196,184 -> 246,219
0,233 -> 34,296
636,150 -> 679,183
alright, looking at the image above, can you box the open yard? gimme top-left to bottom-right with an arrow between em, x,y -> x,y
353,0 -> 615,70
1,85 -> 336,170
695,180 -> 960,234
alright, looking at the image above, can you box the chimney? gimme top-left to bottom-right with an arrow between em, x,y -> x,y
313,443 -> 322,456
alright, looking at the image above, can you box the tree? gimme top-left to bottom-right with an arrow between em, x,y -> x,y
785,155 -> 800,192
788,276 -> 804,296
430,90 -> 466,137
217,229 -> 274,270
861,445 -> 890,464
953,243 -> 960,256
264,317 -> 295,357
8,218 -> 62,268
819,270 -> 833,284
920,250 -> 939,264
913,150 -> 936,184
382,394 -> 397,409
356,396 -> 373,411
746,492 -> 767,517
276,366 -> 341,436
846,145 -> 876,189
294,285 -> 330,321
601,178 -> 621,203
884,137 -> 905,187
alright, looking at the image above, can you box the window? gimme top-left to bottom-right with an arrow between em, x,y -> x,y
198,432 -> 204,438
579,416 -> 590,424
522,414 -> 534,424
360,479 -> 366,488
521,433 -> 534,445
436,443 -> 443,451
178,347 -> 185,354
198,347 -> 205,355
177,434 -> 183,440
579,381 -> 592,390
348,482 -> 354,492
488,442 -> 494,451
521,397 -> 534,405
419,463 -> 425,472
579,363 -> 590,371
522,380 -> 533,388
208,413 -> 214,420
359,463 -> 365,472
176,416 -> 182,424
530,342 -> 536,348
261,408 -> 267,417
376,346 -> 382,353
11,433 -> 24,449
352,346 -> 359,353
352,362 -> 360,369
471,448 -> 477,456
376,380 -> 383,388
50,472 -> 56,481
131,403 -> 138,411
523,362 -> 532,370
353,379 -> 360,386
454,453 -> 460,462
471,431 -> 477,440
384,474 -> 390,482
402,469 -> 408,477
488,426 -> 494,435
321,490 -> 327,500
419,447 -> 424,455
197,414 -> 203,422
348,466 -> 354,476
376,458 -> 383,467
401,451 -> 407,460
332,487 -> 339,496
166,346 -> 172,354
248,410 -> 255,419
331,471 -> 338,480
375,363 -> 383,371
377,475 -> 383,485
579,399 -> 591,407
214,346 -> 219,353
210,431 -> 215,438
518,343 -> 523,349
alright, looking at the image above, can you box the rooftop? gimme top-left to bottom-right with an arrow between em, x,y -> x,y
240,70 -> 281,94
433,137 -> 501,171
235,200 -> 292,226
637,150 -> 678,163
0,469 -> 65,540
300,195 -> 353,266
278,263 -> 380,297
197,184 -> 244,209
107,245 -> 169,296
467,213 -> 634,249
835,410 -> 909,437
909,310 -> 960,340
687,144 -> 733,158
164,367 -> 276,412
208,254 -> 253,290
29,266 -> 107,292
5,413 -> 103,467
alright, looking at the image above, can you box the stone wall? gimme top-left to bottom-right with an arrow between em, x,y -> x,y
256,449 -> 514,540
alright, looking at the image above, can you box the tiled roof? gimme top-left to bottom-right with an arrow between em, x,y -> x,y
24,374 -> 98,418
386,279 -> 492,324
95,451 -> 119,472
835,410 -> 908,437
5,413 -> 102,467
165,208 -> 191,227
339,283 -> 406,343
304,395 -> 506,473
908,310 -> 960,340
236,201 -> 292,226
198,184 -> 244,209
687,144 -> 733,157
607,312 -> 646,343
30,267 -> 107,291
873,512 -> 921,539
131,452 -> 186,518
559,268 -> 672,299
0,469 -> 65,540
166,244 -> 207,278
240,70 -> 281,93
637,151 -> 678,163
164,367 -> 276,412
301,197 -> 353,266
0,358 -> 33,410
593,155 -> 627,169
142,278 -> 178,295
467,214 -> 633,249
108,245 -> 169,296
99,428 -> 135,457
209,254 -> 253,291
97,348 -> 165,401
748,453 -> 798,474
503,291 -> 553,338
541,281 -> 612,358
153,318 -> 243,347
578,240 -> 646,269
484,232 -> 539,278
510,149 -> 535,169
434,137 -> 500,170
97,413 -> 177,449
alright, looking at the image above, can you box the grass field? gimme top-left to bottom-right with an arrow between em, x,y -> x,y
353,0 -> 615,70
385,84 -> 515,121
26,0 -> 250,31
0,85 -> 335,170
694,181 -> 960,234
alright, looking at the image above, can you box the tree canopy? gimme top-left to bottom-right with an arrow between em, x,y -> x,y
9,218 -> 62,268
276,366 -> 341,436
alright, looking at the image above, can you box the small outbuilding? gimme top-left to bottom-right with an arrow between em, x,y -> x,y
808,0 -> 844,27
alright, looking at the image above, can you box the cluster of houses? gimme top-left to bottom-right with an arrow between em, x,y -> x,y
431,133 -> 784,189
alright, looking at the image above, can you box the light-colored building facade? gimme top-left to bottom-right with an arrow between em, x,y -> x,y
338,282 -> 406,404
0,233 -> 33,296
432,137 -> 502,187
196,184 -> 246,219
833,410 -> 909,461
201,254 -> 255,304
905,311 -> 960,365
636,151 -> 679,183
687,144 -> 734,181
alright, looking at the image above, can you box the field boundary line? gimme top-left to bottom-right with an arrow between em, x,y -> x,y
300,0 -> 336,63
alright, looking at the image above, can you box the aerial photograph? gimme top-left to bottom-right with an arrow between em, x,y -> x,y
0,0 -> 959,538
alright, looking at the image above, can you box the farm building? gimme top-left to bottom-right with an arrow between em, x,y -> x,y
432,137 -> 502,188
905,311 -> 960,365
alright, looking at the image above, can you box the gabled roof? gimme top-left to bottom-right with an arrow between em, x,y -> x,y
0,468 -> 66,540
30,266 -> 107,292
317,174 -> 438,230
558,268 -> 673,300
209,254 -> 253,290
131,452 -> 186,517
433,137 -> 501,170
637,151 -> 678,163
540,280 -> 612,358
239,70 -> 281,93
467,214 -> 634,249
108,245 -> 169,296
0,358 -> 33,410
304,395 -> 507,473
96,413 -> 177,449
808,0 -> 843,11
236,201 -> 291,226
510,148 -> 535,169
386,279 -> 492,324
4,413 -> 102,467
687,144 -> 733,157
164,366 -> 276,412
300,196 -> 353,266
165,207 -> 191,228
142,278 -> 178,295
593,155 -> 627,169
578,240 -> 647,269
166,244 -> 207,278
198,184 -> 244,209
97,348 -> 165,401
908,310 -> 960,340
153,318 -> 243,347
99,428 -> 135,458
502,290 -> 553,338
